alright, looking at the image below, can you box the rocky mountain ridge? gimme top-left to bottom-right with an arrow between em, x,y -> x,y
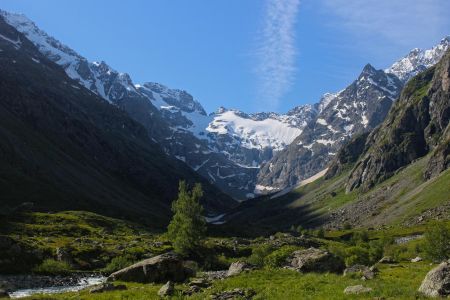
1,9 -> 448,199
255,38 -> 450,194
346,49 -> 450,192
0,16 -> 235,223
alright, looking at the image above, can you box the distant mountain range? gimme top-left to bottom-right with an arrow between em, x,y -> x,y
0,9 -> 448,202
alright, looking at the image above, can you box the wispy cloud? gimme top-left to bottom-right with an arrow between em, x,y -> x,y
254,0 -> 300,111
321,0 -> 450,49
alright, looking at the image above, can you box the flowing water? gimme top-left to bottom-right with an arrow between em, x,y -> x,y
7,276 -> 106,298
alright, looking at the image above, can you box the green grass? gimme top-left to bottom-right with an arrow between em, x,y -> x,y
0,211 -> 171,273
23,262 -> 433,300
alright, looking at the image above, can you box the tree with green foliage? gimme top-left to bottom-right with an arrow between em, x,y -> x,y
167,181 -> 207,255
423,221 -> 450,261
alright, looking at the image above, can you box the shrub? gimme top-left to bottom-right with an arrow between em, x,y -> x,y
33,259 -> 72,275
368,240 -> 384,263
102,256 -> 134,274
423,221 -> 450,261
248,244 -> 273,267
351,230 -> 369,245
344,246 -> 370,266
264,246 -> 298,268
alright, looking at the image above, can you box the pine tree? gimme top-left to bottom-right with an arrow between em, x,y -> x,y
167,181 -> 207,255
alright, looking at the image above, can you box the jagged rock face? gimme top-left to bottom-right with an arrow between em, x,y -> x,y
386,37 -> 450,82
325,132 -> 369,180
256,65 -> 403,192
346,50 -> 450,192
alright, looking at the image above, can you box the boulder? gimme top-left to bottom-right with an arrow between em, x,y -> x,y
89,283 -> 126,293
108,252 -> 191,283
158,281 -> 175,297
211,288 -> 256,300
287,248 -> 345,273
343,285 -> 373,295
418,261 -> 450,297
344,264 -> 375,280
227,261 -> 255,277
411,256 -> 423,263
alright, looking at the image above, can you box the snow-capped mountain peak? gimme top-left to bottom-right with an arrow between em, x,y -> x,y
386,36 -> 450,82
137,82 -> 207,115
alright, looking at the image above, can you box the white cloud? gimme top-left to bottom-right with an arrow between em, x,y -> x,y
321,0 -> 450,48
255,0 -> 300,111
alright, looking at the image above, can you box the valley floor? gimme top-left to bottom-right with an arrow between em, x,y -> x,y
20,262 -> 433,299
1,211 -> 448,299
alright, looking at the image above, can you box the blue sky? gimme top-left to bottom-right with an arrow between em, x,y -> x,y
1,0 -> 450,113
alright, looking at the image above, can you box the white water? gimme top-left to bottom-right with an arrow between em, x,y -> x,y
8,276 -> 106,298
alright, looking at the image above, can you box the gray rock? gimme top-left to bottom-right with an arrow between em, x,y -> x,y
203,271 -> 228,281
418,261 -> 450,297
227,261 -> 255,277
108,252 -> 191,283
158,281 -> 174,297
183,278 -> 211,296
343,285 -> 373,295
189,278 -> 211,288
287,247 -> 345,273
211,288 -> 256,300
411,256 -> 423,263
344,265 -> 375,280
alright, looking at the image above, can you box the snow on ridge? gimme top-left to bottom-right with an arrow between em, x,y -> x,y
206,110 -> 303,151
386,36 -> 450,82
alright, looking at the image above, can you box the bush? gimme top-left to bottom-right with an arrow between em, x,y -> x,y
33,259 -> 72,275
248,244 -> 273,267
344,246 -> 370,266
351,230 -> 369,245
368,240 -> 384,263
264,246 -> 298,268
423,221 -> 450,261
102,256 -> 134,274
